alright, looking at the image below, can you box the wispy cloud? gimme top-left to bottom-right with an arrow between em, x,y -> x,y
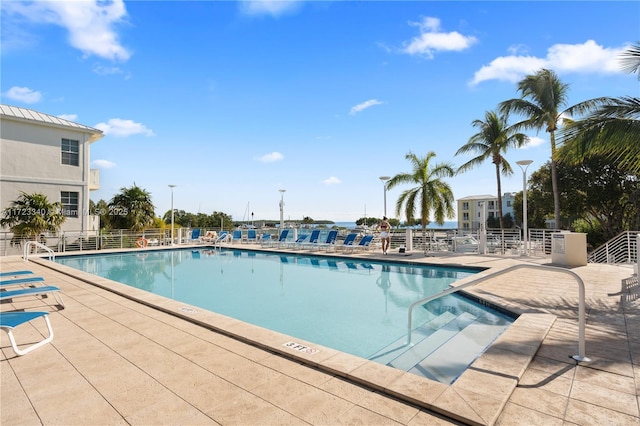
94,118 -> 154,137
322,176 -> 341,185
3,0 -> 131,61
350,99 -> 383,115
401,17 -> 477,58
521,136 -> 546,149
471,40 -> 626,85
257,151 -> 284,163
4,86 -> 42,104
239,1 -> 302,17
91,159 -> 116,169
58,113 -> 78,121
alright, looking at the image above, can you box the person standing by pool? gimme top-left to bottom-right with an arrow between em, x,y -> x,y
378,216 -> 391,254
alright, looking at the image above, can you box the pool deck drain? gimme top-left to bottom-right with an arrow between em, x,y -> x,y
1,247 -> 638,425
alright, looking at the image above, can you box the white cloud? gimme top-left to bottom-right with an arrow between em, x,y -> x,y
239,1 -> 302,17
521,136 -> 546,149
4,86 -> 42,104
322,176 -> 341,185
91,159 -> 116,169
257,152 -> 284,163
94,118 -> 154,137
350,99 -> 383,115
57,113 -> 78,121
471,40 -> 626,85
3,0 -> 131,61
401,16 -> 477,58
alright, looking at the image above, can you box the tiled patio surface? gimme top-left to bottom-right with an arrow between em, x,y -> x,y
1,245 -> 638,425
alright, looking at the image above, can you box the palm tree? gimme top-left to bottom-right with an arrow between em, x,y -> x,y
499,68 -> 598,229
0,192 -> 66,241
455,110 -> 529,230
386,151 -> 455,253
108,183 -> 156,231
557,43 -> 640,174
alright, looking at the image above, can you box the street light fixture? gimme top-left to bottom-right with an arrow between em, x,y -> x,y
379,176 -> 391,217
168,184 -> 176,245
516,160 -> 533,256
279,189 -> 286,232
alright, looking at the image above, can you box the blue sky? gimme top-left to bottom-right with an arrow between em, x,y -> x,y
2,1 -> 638,223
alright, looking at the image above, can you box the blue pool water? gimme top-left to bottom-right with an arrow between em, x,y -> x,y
56,248 -> 514,383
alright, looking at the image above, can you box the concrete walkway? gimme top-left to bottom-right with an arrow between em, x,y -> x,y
1,247 -> 638,425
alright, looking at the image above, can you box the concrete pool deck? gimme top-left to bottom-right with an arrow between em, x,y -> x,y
1,245 -> 638,425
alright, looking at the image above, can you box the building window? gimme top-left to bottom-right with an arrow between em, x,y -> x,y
507,201 -> 512,207
463,212 -> 469,220
462,202 -> 469,210
61,192 -> 79,217
488,201 -> 495,209
61,138 -> 79,166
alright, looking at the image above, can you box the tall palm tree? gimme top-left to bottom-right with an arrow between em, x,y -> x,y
455,110 -> 529,230
386,151 -> 455,253
108,183 -> 156,231
0,192 -> 66,240
557,43 -> 640,174
499,68 -> 598,229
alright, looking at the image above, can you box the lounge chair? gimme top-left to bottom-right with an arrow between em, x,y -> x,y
202,230 -> 218,242
232,230 -> 242,243
334,233 -> 358,252
301,230 -> 321,249
318,230 -> 338,251
285,234 -> 308,249
0,286 -> 64,308
189,228 -> 202,243
260,233 -> 272,246
1,277 -> 45,288
1,311 -> 54,356
264,229 -> 289,247
0,270 -> 33,278
245,229 -> 258,244
346,235 -> 374,253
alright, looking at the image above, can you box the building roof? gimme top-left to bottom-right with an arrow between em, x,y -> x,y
457,194 -> 497,201
0,104 -> 103,142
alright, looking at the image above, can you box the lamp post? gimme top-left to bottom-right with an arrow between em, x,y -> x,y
516,160 -> 533,256
168,184 -> 176,245
279,189 -> 286,232
379,176 -> 390,217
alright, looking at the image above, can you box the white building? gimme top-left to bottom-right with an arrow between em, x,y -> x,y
0,104 -> 104,234
457,193 -> 516,231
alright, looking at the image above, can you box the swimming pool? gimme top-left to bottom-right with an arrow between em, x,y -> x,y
56,248 -> 514,383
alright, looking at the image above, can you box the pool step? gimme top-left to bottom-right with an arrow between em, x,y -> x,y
369,311 -> 511,384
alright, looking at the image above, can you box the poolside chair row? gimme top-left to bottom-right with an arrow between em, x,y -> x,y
0,270 -> 60,356
260,230 -> 374,253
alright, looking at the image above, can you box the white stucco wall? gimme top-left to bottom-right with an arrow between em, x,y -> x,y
1,115 -> 101,234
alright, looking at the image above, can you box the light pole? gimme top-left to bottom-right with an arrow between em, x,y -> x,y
279,189 -> 286,232
379,176 -> 390,217
168,185 -> 176,245
516,160 -> 533,256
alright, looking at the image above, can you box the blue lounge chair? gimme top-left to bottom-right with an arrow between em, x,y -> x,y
346,235 -> 374,253
0,270 -> 33,278
245,229 -> 258,244
318,230 -> 338,251
285,234 -> 308,249
301,230 -> 321,249
335,233 -> 358,251
1,277 -> 45,288
0,286 -> 64,307
1,311 -> 54,356
189,228 -> 202,243
260,233 -> 272,246
232,230 -> 242,243
264,229 -> 289,247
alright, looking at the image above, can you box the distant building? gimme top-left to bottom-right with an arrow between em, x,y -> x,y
0,104 -> 104,234
457,193 -> 516,231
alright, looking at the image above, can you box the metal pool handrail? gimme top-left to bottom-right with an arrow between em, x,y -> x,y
23,241 -> 56,262
407,263 -> 591,362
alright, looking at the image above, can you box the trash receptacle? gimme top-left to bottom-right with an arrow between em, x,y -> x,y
551,232 -> 587,266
